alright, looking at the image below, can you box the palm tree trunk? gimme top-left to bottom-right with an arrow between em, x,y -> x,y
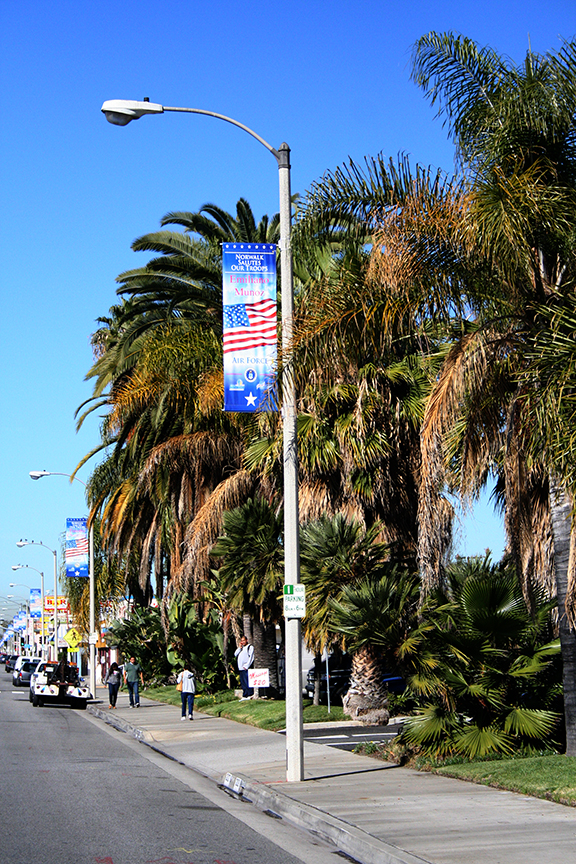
252,619 -> 279,696
549,480 -> 576,756
341,645 -> 389,726
313,651 -> 322,706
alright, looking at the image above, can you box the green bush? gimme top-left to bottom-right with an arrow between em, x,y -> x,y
397,557 -> 562,758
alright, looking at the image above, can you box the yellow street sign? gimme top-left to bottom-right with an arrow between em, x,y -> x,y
64,627 -> 82,649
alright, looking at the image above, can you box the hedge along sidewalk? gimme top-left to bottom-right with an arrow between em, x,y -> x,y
143,686 -> 346,730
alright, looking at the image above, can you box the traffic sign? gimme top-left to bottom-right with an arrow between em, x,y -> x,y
64,627 -> 82,649
283,584 -> 306,618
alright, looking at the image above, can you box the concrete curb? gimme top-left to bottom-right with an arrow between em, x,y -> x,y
87,703 -> 429,864
223,771 -> 430,864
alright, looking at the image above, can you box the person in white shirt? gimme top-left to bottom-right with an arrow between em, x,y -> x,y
177,665 -> 196,720
234,636 -> 254,700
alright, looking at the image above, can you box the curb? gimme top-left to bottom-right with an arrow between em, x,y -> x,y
86,704 -> 429,864
222,771 -> 429,864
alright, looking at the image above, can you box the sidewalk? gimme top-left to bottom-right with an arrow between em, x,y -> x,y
88,687 -> 576,864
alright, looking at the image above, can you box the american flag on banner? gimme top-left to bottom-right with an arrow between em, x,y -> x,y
223,299 -> 277,354
65,536 -> 89,561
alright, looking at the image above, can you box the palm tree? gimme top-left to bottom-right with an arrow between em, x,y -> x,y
211,497 -> 284,694
77,198 -> 278,603
329,565 -> 420,724
300,513 -> 410,720
400,556 -> 561,758
407,31 -> 576,753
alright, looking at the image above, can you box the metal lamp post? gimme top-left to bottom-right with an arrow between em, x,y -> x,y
11,566 -> 45,658
16,540 -> 58,662
29,470 -> 96,699
101,98 -> 303,781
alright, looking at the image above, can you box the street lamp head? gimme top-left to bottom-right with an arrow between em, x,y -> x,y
101,99 -> 164,126
16,540 -> 27,547
29,470 -> 51,480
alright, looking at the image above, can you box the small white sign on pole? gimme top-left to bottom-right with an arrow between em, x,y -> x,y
283,584 -> 306,618
248,668 -> 270,688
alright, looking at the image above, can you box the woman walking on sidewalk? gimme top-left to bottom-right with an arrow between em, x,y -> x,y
177,665 -> 196,720
104,662 -> 121,708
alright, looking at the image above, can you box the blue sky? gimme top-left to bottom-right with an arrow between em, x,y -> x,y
1,0 -> 573,607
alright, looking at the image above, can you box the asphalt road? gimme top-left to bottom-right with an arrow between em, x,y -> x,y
301,721 -> 403,751
0,678 -> 337,864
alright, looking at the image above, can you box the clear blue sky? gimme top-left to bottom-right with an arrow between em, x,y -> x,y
1,0 -> 572,605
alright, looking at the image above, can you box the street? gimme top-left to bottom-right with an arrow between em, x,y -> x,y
301,721 -> 403,751
0,682 -> 337,864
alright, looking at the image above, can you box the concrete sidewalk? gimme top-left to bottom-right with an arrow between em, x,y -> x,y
88,687 -> 576,864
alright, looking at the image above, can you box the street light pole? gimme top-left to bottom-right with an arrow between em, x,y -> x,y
16,540 -> 58,662
29,470 -> 96,698
11,566 -> 45,658
101,99 -> 304,780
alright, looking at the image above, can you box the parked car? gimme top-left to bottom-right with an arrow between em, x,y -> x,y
13,660 -> 40,687
13,656 -> 41,674
305,654 -> 353,704
305,654 -> 406,704
0,652 -> 8,664
5,655 -> 19,673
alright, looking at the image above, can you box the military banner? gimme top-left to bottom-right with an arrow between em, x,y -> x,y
222,243 -> 277,412
65,517 -> 89,577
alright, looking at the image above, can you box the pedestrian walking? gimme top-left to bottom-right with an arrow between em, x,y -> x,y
104,661 -> 121,709
234,635 -> 254,700
123,656 -> 144,707
177,665 -> 196,720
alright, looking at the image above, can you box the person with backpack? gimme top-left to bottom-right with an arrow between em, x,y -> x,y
177,664 -> 196,720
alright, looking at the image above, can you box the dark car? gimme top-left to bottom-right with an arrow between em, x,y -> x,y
5,655 -> 19,673
12,660 -> 39,688
305,654 -> 353,704
305,654 -> 406,704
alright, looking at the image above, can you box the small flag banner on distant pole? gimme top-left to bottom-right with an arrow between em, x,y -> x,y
222,243 -> 277,412
65,517 -> 89,578
29,588 -> 42,619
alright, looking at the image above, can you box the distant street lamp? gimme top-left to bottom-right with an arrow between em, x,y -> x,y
16,539 -> 58,662
29,471 -> 96,698
11,566 -> 45,658
101,98 -> 303,780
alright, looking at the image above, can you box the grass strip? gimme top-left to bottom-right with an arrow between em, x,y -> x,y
143,685 -> 344,730
432,755 -> 576,807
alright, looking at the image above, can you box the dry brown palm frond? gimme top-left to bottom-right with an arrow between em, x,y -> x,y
504,419 -> 555,604
139,513 -> 159,591
298,479 -> 365,526
173,469 -> 258,595
368,185 -> 475,332
418,329 -> 500,591
197,368 -> 226,415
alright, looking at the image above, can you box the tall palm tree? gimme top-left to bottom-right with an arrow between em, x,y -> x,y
77,199 -> 278,603
407,31 -> 576,753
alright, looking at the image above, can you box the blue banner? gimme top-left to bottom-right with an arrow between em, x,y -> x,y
65,517 -> 89,578
29,588 -> 42,619
222,243 -> 277,412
